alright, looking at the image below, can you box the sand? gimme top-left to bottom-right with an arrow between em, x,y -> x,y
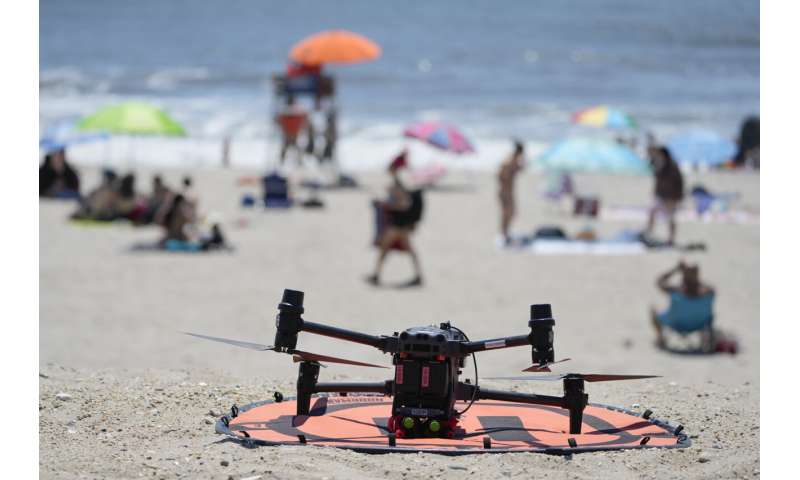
39,167 -> 759,479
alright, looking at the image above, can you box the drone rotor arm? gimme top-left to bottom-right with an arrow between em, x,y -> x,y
462,334 -> 531,354
301,320 -> 389,351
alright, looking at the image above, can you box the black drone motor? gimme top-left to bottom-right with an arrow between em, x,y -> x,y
529,304 -> 555,365
275,289 -> 305,352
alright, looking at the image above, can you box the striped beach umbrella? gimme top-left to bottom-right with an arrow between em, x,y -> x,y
403,122 -> 475,154
572,106 -> 636,129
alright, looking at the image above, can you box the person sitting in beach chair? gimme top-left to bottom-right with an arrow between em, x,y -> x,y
367,150 -> 424,287
40,148 -> 81,199
543,171 -> 574,202
650,261 -> 715,351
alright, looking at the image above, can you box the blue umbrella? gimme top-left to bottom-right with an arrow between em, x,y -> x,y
537,138 -> 650,175
667,130 -> 735,167
39,122 -> 109,153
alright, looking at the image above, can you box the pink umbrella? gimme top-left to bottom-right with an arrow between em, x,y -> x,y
403,121 -> 475,154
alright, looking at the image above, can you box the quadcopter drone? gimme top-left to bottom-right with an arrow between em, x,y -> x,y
185,289 -> 657,439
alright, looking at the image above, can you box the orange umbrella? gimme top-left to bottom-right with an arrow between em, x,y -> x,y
289,30 -> 381,66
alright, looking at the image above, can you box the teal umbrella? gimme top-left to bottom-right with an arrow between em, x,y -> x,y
537,138 -> 650,175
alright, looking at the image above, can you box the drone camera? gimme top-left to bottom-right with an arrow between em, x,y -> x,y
529,304 -> 555,364
275,289 -> 305,351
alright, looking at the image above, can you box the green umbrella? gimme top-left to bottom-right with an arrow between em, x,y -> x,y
78,102 -> 186,136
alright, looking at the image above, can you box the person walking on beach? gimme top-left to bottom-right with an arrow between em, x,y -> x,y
644,146 -> 684,245
366,150 -> 424,287
497,140 -> 525,244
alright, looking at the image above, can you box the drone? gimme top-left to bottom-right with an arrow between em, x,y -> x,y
185,289 -> 657,438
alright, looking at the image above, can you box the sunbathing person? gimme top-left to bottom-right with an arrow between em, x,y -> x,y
367,150 -> 424,287
159,193 -> 197,245
40,148 -> 80,198
72,172 -> 141,221
650,261 -> 715,350
140,175 -> 174,225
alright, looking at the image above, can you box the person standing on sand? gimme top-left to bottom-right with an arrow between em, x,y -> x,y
644,146 -> 684,245
497,140 -> 525,244
276,94 -> 308,165
367,150 -> 424,287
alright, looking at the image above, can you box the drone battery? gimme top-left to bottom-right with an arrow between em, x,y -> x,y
395,360 -> 421,395
419,361 -> 448,397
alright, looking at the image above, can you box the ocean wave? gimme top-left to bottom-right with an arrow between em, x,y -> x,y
145,67 -> 211,91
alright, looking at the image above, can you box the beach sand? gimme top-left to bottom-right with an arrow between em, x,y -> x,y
39,167 -> 759,479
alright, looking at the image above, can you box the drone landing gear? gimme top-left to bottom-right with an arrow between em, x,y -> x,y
296,361 -> 320,415
295,361 -> 393,416
563,377 -> 588,435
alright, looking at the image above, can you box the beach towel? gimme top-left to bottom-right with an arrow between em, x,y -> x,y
70,218 -> 132,228
600,205 -> 758,225
130,240 -> 233,254
496,229 -> 705,255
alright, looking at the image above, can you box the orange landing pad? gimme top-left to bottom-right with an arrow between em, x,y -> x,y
216,394 -> 690,454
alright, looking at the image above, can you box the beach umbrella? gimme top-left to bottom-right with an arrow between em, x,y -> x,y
289,30 -> 381,66
77,102 -> 186,136
572,105 -> 636,129
667,129 -> 736,167
537,138 -> 649,175
39,122 -> 109,153
403,121 -> 475,154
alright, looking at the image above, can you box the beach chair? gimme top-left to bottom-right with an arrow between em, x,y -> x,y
656,292 -> 715,351
543,172 -> 574,201
262,172 -> 292,208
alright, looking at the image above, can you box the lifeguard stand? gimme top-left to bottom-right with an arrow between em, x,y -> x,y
268,70 -> 338,170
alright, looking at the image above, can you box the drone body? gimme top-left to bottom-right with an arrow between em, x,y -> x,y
185,289 -> 656,438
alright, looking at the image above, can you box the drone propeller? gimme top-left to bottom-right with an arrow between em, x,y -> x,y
486,373 -> 660,382
522,358 -> 572,373
291,351 -> 387,368
182,332 -> 386,368
182,331 -> 275,351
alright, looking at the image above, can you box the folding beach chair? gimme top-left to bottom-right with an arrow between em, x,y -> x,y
656,292 -> 715,351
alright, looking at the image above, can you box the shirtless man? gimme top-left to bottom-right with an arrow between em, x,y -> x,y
498,141 -> 525,243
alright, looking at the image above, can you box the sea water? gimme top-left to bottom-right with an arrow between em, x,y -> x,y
39,0 -> 759,170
